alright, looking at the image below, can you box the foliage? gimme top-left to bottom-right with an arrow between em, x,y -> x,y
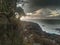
0,0 -> 24,45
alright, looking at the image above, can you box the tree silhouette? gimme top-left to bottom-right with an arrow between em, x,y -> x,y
0,0 -> 24,45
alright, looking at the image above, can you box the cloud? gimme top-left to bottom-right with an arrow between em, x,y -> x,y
30,0 -> 60,6
24,8 -> 60,19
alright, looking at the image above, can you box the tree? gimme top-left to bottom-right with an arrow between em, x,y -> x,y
0,0 -> 24,45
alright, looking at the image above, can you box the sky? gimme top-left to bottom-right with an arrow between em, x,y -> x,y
18,0 -> 60,13
31,0 -> 60,6
16,0 -> 60,18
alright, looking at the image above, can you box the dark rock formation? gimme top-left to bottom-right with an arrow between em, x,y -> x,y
24,22 -> 60,45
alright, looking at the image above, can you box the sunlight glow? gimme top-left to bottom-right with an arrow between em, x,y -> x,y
26,13 -> 33,15
20,8 -> 60,21
49,11 -> 59,17
20,16 -> 25,20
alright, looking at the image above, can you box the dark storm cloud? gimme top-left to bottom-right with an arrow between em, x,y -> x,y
17,0 -> 60,13
31,0 -> 60,6
23,0 -> 60,12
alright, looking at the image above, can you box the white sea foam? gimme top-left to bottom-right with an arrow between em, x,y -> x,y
20,15 -> 60,35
